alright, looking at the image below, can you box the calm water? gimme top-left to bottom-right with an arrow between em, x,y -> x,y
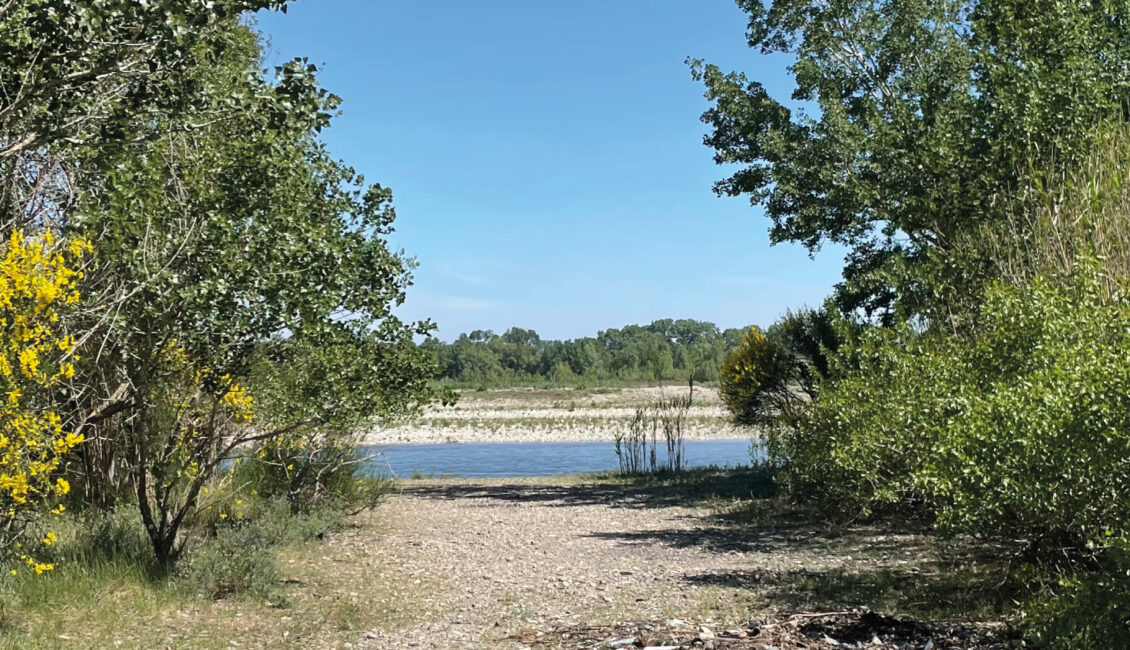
358,439 -> 757,479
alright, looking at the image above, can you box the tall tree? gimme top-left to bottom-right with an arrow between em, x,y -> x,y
1,12 -> 444,563
692,0 -> 1130,321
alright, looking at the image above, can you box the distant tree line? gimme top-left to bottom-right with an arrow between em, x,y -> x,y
423,319 -> 750,386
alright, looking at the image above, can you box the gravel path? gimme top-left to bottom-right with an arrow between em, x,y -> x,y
336,478 -> 997,650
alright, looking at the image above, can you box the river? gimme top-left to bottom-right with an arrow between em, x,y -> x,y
358,439 -> 758,478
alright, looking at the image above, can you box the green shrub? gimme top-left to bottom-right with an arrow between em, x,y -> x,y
177,493 -> 350,600
177,522 -> 280,600
1020,539 -> 1130,649
235,429 -> 393,514
720,310 -> 843,428
767,307 -> 843,385
771,260 -> 1130,642
779,261 -> 1130,547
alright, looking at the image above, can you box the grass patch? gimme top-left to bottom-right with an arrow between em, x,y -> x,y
0,497 -> 376,649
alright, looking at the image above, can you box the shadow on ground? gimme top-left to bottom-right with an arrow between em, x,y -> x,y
400,466 -> 778,509
403,467 -> 1019,627
684,562 -> 1015,623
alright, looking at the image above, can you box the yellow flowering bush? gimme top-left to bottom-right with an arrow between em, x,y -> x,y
151,343 -> 255,483
719,326 -> 795,426
116,338 -> 263,564
0,230 -> 90,573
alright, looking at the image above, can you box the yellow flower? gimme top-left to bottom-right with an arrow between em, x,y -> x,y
17,347 -> 38,378
0,231 -> 89,572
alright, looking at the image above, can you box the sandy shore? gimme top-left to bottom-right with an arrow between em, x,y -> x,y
362,385 -> 754,444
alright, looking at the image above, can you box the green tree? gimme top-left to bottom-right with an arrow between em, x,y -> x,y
0,0 -> 293,242
0,0 -> 287,160
432,319 -> 745,387
692,0 -> 1130,321
60,21 -> 441,564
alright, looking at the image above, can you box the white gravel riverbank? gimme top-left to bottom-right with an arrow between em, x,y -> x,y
362,385 -> 753,445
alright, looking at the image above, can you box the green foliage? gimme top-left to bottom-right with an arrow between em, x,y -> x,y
235,429 -> 394,515
179,490 -> 339,601
776,262 -> 1130,550
768,263 -> 1130,645
0,2 -> 443,569
430,319 -> 748,387
975,119 -> 1130,290
761,118 -> 1130,644
177,496 -> 339,601
719,308 -> 840,426
697,2 -> 1130,645
178,523 -> 280,600
0,0 -> 289,162
22,17 -> 445,565
22,508 -> 154,576
1021,539 -> 1130,648
766,307 -> 843,384
692,0 -> 1130,320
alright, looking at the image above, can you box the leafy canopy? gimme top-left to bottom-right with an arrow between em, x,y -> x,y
692,0 -> 1130,320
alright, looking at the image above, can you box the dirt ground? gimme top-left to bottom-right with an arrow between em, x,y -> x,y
33,472 -> 1019,649
307,474 -> 1018,650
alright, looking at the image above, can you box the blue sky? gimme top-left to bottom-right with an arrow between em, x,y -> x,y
255,1 -> 845,341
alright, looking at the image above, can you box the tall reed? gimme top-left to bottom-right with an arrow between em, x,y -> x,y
614,392 -> 691,474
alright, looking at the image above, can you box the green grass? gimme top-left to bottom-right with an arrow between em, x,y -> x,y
0,556 -> 189,649
0,498 -> 357,648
